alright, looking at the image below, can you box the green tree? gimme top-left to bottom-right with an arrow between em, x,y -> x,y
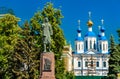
117,29 -> 120,44
30,2 -> 66,79
65,71 -> 75,79
12,21 -> 40,79
0,14 -> 21,79
108,31 -> 120,79
108,35 -> 117,79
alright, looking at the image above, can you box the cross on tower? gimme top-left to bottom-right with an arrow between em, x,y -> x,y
101,19 -> 104,25
98,25 -> 101,30
88,11 -> 91,20
78,20 -> 80,28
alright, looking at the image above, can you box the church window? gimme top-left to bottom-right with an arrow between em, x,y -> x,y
85,61 -> 88,67
79,44 -> 80,50
91,61 -> 93,67
100,44 -> 101,50
90,40 -> 92,49
103,61 -> 106,67
97,43 -> 99,51
76,44 -> 77,51
103,44 -> 105,51
78,61 -> 81,67
86,40 -> 88,50
94,40 -> 96,50
96,61 -> 99,67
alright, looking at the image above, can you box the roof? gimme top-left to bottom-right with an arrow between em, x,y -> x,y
85,31 -> 96,37
99,36 -> 107,40
75,36 -> 83,41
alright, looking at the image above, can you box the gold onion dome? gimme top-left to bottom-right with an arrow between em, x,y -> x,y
87,20 -> 93,27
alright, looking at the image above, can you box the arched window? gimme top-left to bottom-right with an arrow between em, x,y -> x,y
78,61 -> 81,67
86,40 -> 88,50
94,40 -> 96,50
97,42 -> 99,51
96,61 -> 99,67
103,61 -> 106,67
79,44 -> 80,50
85,61 -> 88,67
76,44 -> 77,51
90,40 -> 92,49
91,61 -> 94,67
100,43 -> 101,50
103,44 -> 105,51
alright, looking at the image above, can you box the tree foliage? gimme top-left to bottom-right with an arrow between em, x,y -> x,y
108,30 -> 120,79
0,14 -> 21,79
12,21 -> 40,79
65,71 -> 75,79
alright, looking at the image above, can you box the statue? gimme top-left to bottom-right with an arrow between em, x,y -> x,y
42,17 -> 53,52
44,58 -> 51,71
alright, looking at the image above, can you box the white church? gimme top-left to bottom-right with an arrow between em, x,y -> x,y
73,12 -> 109,76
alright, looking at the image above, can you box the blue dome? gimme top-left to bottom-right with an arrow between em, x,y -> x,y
85,31 -> 96,37
100,26 -> 105,32
77,28 -> 81,33
98,33 -> 101,37
99,36 -> 107,40
75,36 -> 83,41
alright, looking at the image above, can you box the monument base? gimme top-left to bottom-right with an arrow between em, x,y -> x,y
39,52 -> 56,79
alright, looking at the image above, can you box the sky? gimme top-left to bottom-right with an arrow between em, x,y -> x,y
0,0 -> 120,49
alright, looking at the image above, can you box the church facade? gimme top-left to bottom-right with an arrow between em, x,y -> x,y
73,12 -> 109,76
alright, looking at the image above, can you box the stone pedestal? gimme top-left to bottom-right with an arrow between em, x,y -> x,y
39,52 -> 56,79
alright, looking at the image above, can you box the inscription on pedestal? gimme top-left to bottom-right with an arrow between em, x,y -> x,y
44,58 -> 51,71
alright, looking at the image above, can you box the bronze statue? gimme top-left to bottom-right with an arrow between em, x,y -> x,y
42,17 -> 53,52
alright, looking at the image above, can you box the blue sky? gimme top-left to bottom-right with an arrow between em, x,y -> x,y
0,0 -> 120,48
